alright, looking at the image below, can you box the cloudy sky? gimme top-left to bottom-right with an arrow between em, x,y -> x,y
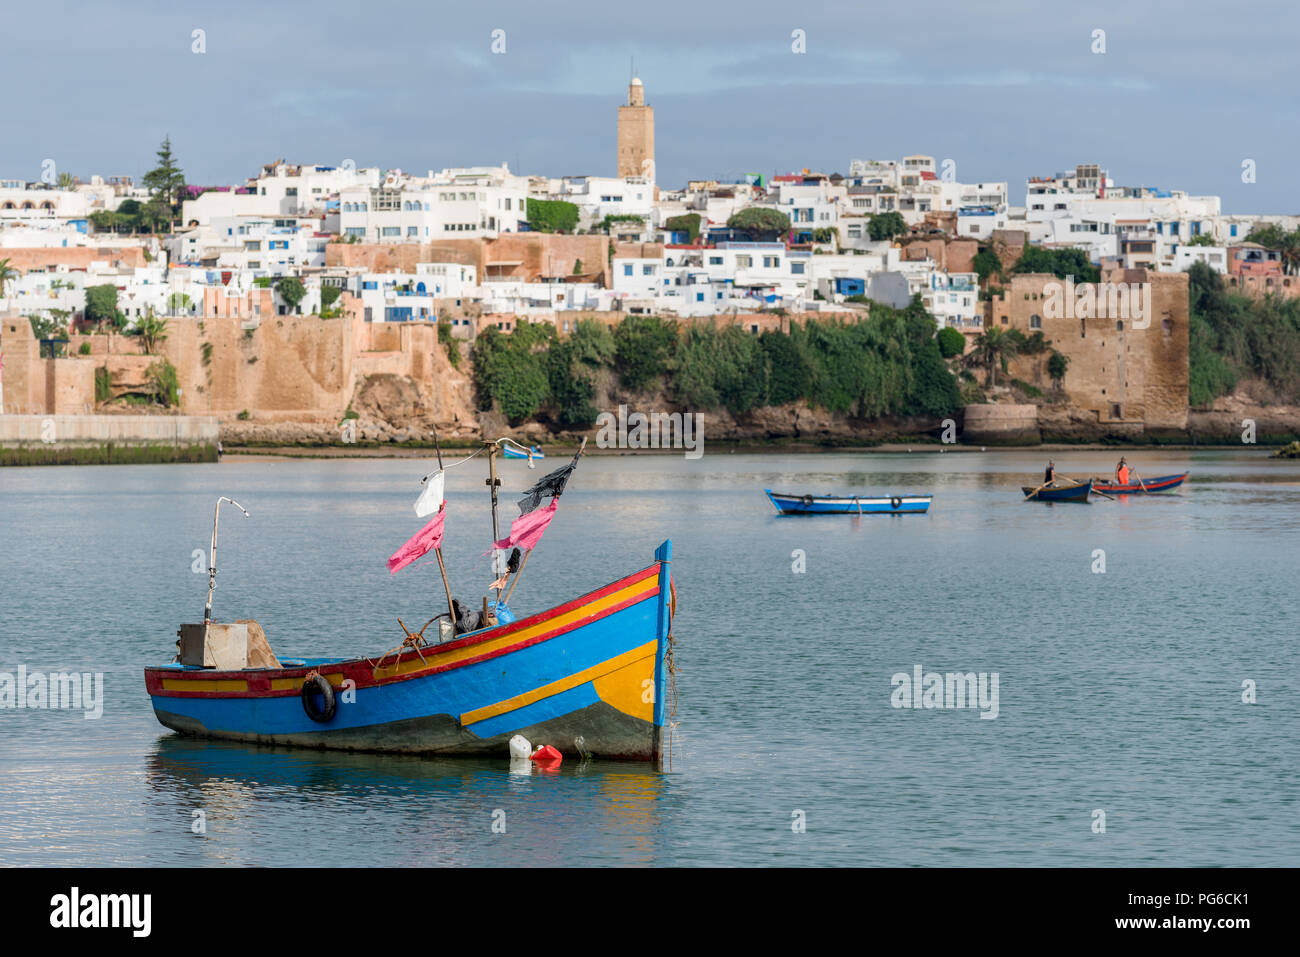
5,0 -> 1295,213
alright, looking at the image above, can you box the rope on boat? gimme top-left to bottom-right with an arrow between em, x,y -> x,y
418,436 -> 538,484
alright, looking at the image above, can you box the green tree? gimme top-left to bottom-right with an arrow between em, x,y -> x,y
276,276 -> 306,314
727,207 -> 791,239
1047,350 -> 1069,390
936,325 -> 966,359
965,326 -> 1021,387
546,338 -> 599,428
867,211 -> 908,242
972,247 -> 1003,284
84,284 -> 122,329
761,330 -> 812,405
613,315 -> 678,390
141,136 -> 186,228
134,312 -> 169,355
1187,233 -> 1218,247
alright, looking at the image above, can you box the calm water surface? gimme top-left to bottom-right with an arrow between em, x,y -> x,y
1,448 -> 1298,866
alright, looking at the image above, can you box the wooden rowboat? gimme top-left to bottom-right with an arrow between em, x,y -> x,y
1092,471 -> 1188,495
766,489 -> 932,514
1022,479 -> 1092,502
144,542 -> 675,761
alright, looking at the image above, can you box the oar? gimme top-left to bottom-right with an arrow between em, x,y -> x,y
1074,475 -> 1116,501
1024,481 -> 1050,500
1132,469 -> 1149,493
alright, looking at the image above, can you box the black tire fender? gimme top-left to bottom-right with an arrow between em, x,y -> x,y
890,496 -> 902,509
301,674 -> 337,723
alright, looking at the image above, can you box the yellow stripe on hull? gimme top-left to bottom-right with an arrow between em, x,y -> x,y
460,640 -> 657,727
269,672 -> 348,692
160,678 -> 249,693
372,579 -> 658,681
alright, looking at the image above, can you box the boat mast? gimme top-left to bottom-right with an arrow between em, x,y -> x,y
430,431 -> 458,629
486,440 -> 502,606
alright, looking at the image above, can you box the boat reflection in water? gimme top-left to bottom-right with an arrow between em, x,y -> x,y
144,736 -> 674,866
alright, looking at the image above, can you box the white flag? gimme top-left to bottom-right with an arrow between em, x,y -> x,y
414,470 -> 445,517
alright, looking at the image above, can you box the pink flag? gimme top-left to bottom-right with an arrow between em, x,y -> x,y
493,499 -> 558,552
387,505 -> 446,574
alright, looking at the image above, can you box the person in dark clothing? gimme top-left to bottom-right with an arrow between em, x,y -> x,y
1044,461 -> 1055,484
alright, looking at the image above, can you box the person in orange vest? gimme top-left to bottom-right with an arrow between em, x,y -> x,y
1115,457 -> 1130,486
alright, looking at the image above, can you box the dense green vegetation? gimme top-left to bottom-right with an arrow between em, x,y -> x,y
437,319 -> 461,369
866,211 -> 908,242
726,207 -> 791,239
0,443 -> 217,467
525,198 -> 579,234
936,326 -> 966,359
664,213 -> 702,243
276,276 -> 305,313
470,296 -> 963,427
84,284 -> 127,330
1187,261 -> 1300,406
1011,246 -> 1100,283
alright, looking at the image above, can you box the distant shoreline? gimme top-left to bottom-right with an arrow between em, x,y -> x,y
219,439 -> 1280,460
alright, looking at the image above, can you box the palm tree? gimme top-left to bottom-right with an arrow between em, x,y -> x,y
966,326 -> 1021,387
0,258 -> 18,299
135,311 -> 169,355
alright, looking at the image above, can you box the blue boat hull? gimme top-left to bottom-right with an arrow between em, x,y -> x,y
1022,480 -> 1092,502
766,489 -> 932,514
144,543 -> 675,761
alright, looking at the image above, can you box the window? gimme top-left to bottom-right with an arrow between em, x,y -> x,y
791,262 -> 805,274
696,292 -> 704,302
381,227 -> 400,237
709,256 -> 723,265
642,265 -> 654,275
736,255 -> 752,268
623,265 -> 633,276
763,256 -> 780,268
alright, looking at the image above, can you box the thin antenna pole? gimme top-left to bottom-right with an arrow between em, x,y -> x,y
205,497 -> 249,625
431,431 -> 457,630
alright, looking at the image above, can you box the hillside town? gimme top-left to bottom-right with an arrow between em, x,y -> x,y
2,77 -> 1299,450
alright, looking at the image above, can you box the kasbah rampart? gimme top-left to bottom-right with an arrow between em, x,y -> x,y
0,231 -> 1210,449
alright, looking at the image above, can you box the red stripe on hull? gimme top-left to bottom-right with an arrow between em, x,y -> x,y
145,564 -> 661,699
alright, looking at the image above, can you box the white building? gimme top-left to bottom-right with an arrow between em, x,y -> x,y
338,165 -> 527,243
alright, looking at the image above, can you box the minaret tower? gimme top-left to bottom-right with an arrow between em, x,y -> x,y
617,76 -> 655,181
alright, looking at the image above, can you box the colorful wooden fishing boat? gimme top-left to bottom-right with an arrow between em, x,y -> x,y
1022,479 -> 1092,502
1091,471 -> 1188,495
503,445 -> 544,460
145,439 -> 676,763
765,489 -> 932,514
145,542 -> 674,760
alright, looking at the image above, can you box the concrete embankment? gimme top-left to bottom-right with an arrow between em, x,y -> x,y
0,414 -> 219,466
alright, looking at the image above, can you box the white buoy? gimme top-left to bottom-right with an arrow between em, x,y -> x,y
508,734 -> 532,759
